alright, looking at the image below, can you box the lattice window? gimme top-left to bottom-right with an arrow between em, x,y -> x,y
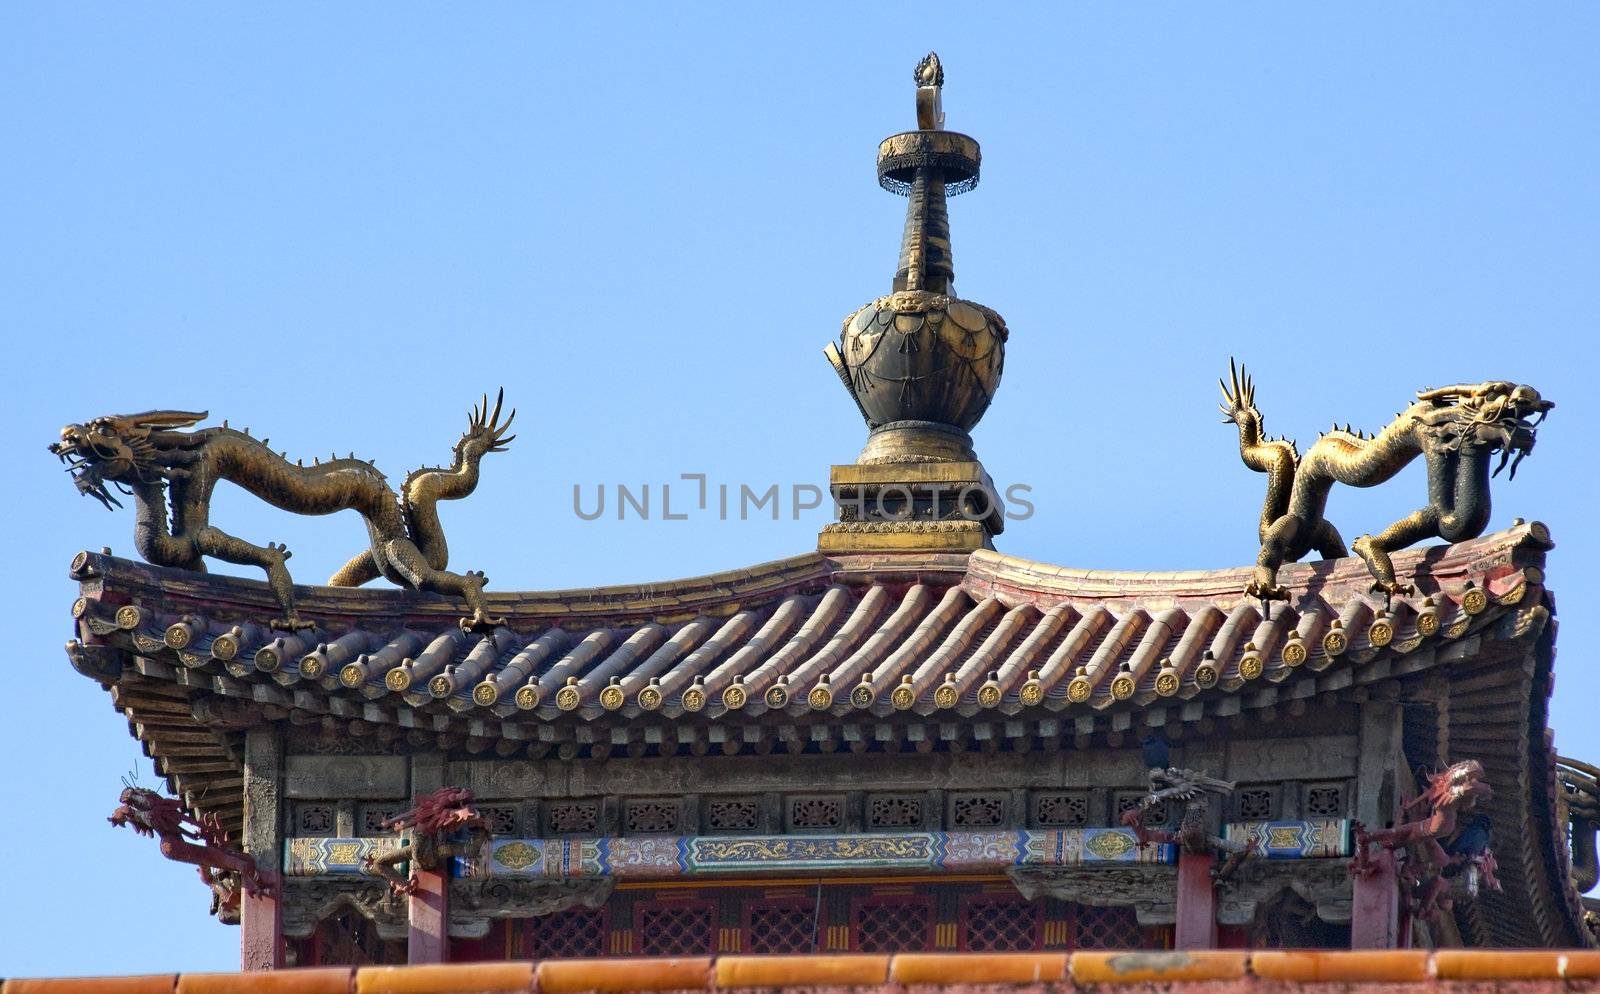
960,896 -> 1041,952
745,902 -> 819,954
950,792 -> 1008,828
294,803 -> 335,836
787,795 -> 845,832
1305,783 -> 1346,818
1236,787 -> 1276,820
637,901 -> 716,956
867,794 -> 924,830
546,801 -> 601,836
358,804 -> 403,835
528,905 -> 609,959
479,805 -> 520,837
1033,792 -> 1091,828
852,897 -> 933,952
1074,904 -> 1142,950
705,798 -> 761,833
624,799 -> 680,835
1116,791 -> 1169,827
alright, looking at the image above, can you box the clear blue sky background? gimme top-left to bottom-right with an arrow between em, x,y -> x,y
2,3 -> 1595,976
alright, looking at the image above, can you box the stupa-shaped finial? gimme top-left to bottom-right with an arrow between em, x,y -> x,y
824,52 -> 1007,465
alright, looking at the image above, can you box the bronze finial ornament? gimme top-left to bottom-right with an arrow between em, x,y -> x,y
50,391 -> 516,630
825,52 -> 1007,465
1220,359 -> 1552,600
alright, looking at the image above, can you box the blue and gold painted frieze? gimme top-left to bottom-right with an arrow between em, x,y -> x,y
1223,819 -> 1353,858
456,829 -> 1174,880
284,836 -> 406,876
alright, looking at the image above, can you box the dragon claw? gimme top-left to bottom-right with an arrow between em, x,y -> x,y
1243,580 -> 1289,602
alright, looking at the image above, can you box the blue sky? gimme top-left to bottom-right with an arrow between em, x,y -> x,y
2,3 -> 1596,975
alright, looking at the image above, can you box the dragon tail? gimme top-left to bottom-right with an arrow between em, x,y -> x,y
1219,359 -> 1298,544
400,390 -> 516,570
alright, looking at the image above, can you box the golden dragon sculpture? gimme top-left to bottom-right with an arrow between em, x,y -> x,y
50,391 -> 515,630
1220,360 -> 1552,600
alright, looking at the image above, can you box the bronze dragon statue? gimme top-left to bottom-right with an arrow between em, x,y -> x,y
1220,360 -> 1552,599
51,392 -> 515,630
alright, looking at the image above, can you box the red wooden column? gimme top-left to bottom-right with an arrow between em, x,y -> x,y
240,876 -> 284,971
1350,849 -> 1402,948
1173,850 -> 1218,949
408,866 -> 451,963
241,728 -> 285,970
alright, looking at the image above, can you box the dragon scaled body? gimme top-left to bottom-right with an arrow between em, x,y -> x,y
1220,360 -> 1552,599
51,392 -> 515,630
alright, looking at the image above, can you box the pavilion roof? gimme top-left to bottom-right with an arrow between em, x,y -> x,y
65,522 -> 1588,945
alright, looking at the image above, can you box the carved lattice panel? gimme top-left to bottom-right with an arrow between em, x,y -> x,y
1074,904 -> 1142,950
528,906 -> 609,959
624,799 -> 680,835
546,801 -> 601,835
867,794 -> 924,830
786,795 -> 845,832
744,901 -> 819,954
705,798 -> 761,833
636,901 -> 716,956
852,897 -> 934,952
1033,792 -> 1090,828
294,803 -> 335,836
950,793 -> 1007,828
960,896 -> 1041,951
1305,783 -> 1346,818
1236,787 -> 1276,820
479,805 -> 520,837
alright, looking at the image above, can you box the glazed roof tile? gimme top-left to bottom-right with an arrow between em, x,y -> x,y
71,524 -> 1549,726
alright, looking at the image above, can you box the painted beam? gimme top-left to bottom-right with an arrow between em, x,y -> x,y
456,828 -> 1175,879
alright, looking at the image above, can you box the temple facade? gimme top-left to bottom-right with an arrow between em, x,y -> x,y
57,55 -> 1596,970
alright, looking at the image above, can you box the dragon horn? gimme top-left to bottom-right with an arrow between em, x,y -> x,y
103,410 -> 208,433
488,388 -> 504,428
496,409 -> 516,435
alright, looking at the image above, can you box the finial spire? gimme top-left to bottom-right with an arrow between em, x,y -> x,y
878,52 -> 979,296
820,53 -> 1010,552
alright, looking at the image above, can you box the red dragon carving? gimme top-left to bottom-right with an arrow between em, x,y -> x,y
364,786 -> 487,896
110,786 -> 269,916
1352,759 -> 1501,917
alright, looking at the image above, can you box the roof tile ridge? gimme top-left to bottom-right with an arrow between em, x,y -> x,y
1033,607 -> 1112,702
694,593 -> 812,705
737,586 -> 854,709
823,583 -> 936,691
946,600 -> 1035,707
861,585 -> 974,706
896,589 -> 992,704
783,586 -> 892,705
650,609 -> 763,708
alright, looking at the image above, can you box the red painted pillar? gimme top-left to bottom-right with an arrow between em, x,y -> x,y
1350,849 -> 1402,948
240,872 -> 284,970
408,867 -> 450,963
1173,851 -> 1218,949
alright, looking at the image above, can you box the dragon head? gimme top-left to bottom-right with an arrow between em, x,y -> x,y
1416,381 -> 1552,479
50,410 -> 207,509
